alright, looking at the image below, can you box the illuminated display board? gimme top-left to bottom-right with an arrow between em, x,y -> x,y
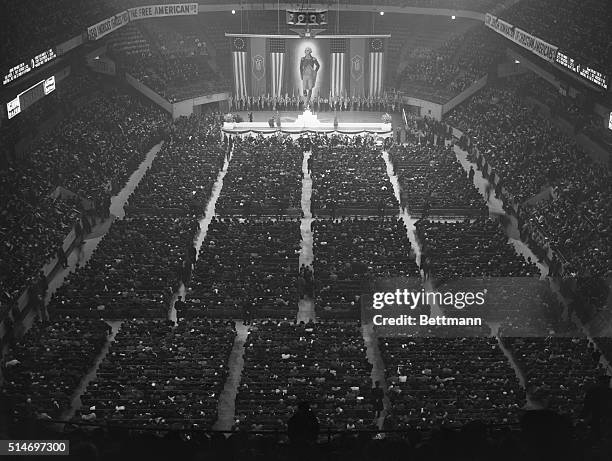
2,48 -> 57,86
555,51 -> 608,90
6,76 -> 56,120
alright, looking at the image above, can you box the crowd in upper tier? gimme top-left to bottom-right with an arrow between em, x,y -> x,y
396,26 -> 503,102
447,83 -> 611,277
1,78 -> 168,312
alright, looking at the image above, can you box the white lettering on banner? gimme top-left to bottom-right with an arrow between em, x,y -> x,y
514,28 -> 557,62
484,13 -> 515,40
87,11 -> 129,41
128,3 -> 198,20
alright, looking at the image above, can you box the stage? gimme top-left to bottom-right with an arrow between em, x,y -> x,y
222,110 -> 395,137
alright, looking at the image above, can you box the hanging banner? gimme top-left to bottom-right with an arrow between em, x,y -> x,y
87,11 -> 129,41
513,27 -> 558,63
128,3 -> 198,21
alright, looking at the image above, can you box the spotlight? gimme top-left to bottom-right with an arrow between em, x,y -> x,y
514,59 -> 520,64
231,9 -> 236,15
380,11 -> 385,16
451,15 -> 456,19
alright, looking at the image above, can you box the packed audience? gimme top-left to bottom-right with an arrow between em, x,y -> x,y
381,337 -> 524,430
311,136 -> 396,214
76,319 -> 235,429
314,218 -> 420,317
235,320 -> 375,432
49,216 -> 198,318
1,318 -> 111,420
447,82 -> 611,277
416,218 -> 540,279
1,83 -> 167,305
128,114 -> 225,215
503,337 -> 605,417
390,143 -> 486,215
396,26 -> 502,102
183,218 -> 301,319
501,0 -> 612,74
215,136 -> 302,215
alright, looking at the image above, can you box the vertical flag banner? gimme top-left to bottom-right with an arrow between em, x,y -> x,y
232,37 -> 248,99
349,37 -> 366,98
269,38 -> 286,98
368,38 -> 384,98
250,37 -> 266,96
330,38 -> 347,98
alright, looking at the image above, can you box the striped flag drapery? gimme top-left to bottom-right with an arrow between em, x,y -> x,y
232,37 -> 248,99
368,38 -> 384,98
330,38 -> 347,98
270,38 -> 285,98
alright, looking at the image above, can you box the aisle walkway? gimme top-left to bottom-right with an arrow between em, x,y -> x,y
213,321 -> 249,431
13,142 -> 165,338
298,150 -> 316,323
169,149 -> 232,322
62,320 -> 123,423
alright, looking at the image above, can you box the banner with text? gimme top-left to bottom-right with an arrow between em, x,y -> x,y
484,13 -> 558,63
128,3 -> 198,21
87,11 -> 129,41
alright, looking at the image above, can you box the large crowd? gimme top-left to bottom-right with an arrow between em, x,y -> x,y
390,142 -> 486,215
1,79 -> 168,315
215,136 -> 302,215
311,136 -> 396,215
235,320 -> 375,432
447,83 -> 611,277
313,218 -> 421,317
76,319 -> 236,429
416,218 -> 540,279
183,218 -> 301,319
381,336 -> 524,430
2,318 -> 111,420
396,26 -> 503,102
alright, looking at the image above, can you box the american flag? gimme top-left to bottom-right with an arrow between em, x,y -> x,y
368,38 -> 384,98
231,37 -> 248,99
330,38 -> 347,98
269,38 -> 285,98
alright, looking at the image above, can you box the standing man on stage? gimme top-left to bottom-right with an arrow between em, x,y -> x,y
300,47 -> 320,106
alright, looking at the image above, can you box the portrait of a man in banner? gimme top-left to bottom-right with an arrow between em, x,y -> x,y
300,47 -> 320,101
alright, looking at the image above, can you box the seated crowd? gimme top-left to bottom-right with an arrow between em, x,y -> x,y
49,215 -> 198,318
215,136 -> 302,215
76,319 -> 236,429
503,337 -> 605,417
2,318 -> 111,420
1,81 -> 168,312
380,336 -> 524,430
389,143 -> 486,215
501,0 -> 611,75
396,26 -> 502,102
128,114 -> 225,215
447,82 -> 611,277
313,218 -> 421,317
182,218 -> 301,319
311,136 -> 396,214
235,320 -> 375,432
416,218 -> 540,279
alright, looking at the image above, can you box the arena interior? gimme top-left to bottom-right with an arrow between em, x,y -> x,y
0,0 -> 611,460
